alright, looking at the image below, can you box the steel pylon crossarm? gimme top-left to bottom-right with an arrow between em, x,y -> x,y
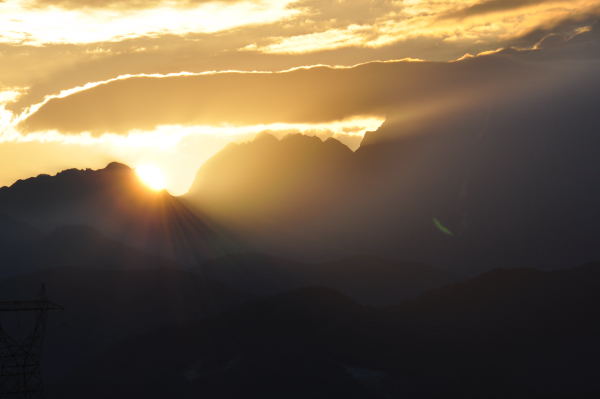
0,289 -> 62,399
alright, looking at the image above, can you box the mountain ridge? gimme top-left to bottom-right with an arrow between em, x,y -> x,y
0,161 -> 236,265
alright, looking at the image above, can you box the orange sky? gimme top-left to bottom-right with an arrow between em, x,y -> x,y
0,0 -> 599,193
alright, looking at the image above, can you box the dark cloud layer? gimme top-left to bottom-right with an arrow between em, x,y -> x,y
21,54 -> 544,135
2,32 -> 481,115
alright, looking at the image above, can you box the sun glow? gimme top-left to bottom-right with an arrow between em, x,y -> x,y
0,0 -> 297,45
136,164 -> 167,191
1,115 -> 385,195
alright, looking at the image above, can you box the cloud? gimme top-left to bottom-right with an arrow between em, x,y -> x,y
0,29 -> 476,116
0,0 -> 598,117
441,0 -> 556,20
15,54 -> 546,135
18,67 -> 388,133
0,0 -> 297,45
0,0 -> 598,137
245,0 -> 600,55
16,18 -> 600,138
28,0 -> 245,10
508,13 -> 600,50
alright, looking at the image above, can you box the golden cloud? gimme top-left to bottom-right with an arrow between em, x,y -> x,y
250,0 -> 600,54
0,0 -> 297,45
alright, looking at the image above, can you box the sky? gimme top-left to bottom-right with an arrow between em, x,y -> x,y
1,0 -> 599,194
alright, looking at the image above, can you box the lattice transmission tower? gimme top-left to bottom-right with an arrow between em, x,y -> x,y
0,286 -> 62,399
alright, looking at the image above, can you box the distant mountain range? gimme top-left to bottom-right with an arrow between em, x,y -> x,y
185,52 -> 600,271
174,26 -> 600,272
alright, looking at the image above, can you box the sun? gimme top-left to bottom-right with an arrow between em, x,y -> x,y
135,164 -> 167,191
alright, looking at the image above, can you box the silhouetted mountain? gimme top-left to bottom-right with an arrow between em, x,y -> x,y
0,162 -> 236,264
348,69 -> 600,271
309,256 -> 457,304
48,262 -> 600,398
188,133 -> 355,250
0,224 -> 187,277
198,253 -> 457,305
185,44 -> 600,271
0,213 -> 41,243
0,213 -> 42,273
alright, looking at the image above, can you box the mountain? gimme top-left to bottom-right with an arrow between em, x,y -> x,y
49,286 -> 374,399
185,33 -> 600,271
0,212 -> 41,243
187,133 -> 355,243
0,223 -> 185,277
185,133 -> 365,260
0,213 -> 42,273
198,253 -> 457,305
47,262 -> 600,398
0,162 -> 236,264
305,256 -> 457,305
349,65 -> 600,271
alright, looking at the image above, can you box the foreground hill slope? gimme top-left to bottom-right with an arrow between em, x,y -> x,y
0,264 -> 248,384
48,262 -> 600,398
